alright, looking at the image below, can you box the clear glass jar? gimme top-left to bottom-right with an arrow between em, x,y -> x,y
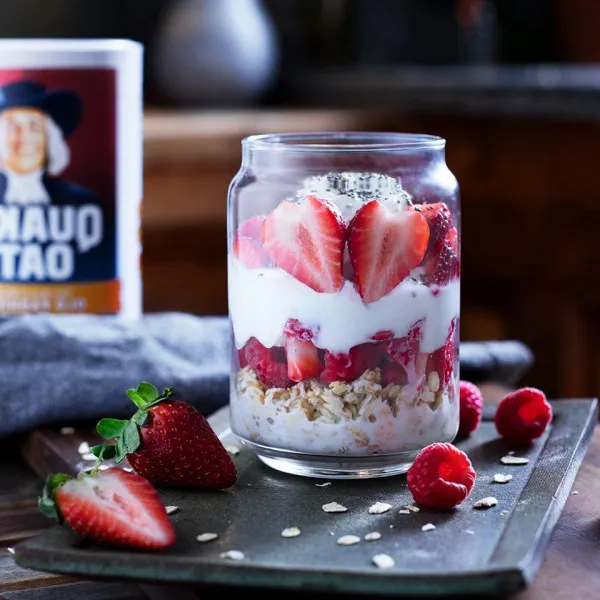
227,132 -> 460,478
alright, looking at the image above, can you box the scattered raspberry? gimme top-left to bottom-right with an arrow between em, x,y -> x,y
494,387 -> 552,445
243,337 -> 291,388
407,442 -> 476,509
457,380 -> 484,437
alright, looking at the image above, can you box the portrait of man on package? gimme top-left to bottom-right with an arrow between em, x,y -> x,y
0,80 -> 98,206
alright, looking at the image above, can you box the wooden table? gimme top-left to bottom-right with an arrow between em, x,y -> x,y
1,385 -> 598,600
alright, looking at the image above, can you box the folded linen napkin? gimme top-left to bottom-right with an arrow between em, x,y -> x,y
0,311 -> 533,438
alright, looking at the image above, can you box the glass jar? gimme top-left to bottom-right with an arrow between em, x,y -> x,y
227,132 -> 460,479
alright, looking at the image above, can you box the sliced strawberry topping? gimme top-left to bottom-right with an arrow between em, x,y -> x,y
237,215 -> 265,240
422,226 -> 459,286
348,201 -> 429,303
321,342 -> 387,384
284,318 -> 319,342
286,338 -> 322,382
427,318 -> 457,389
414,203 -> 453,258
262,195 -> 346,293
244,337 -> 291,388
233,236 -> 271,268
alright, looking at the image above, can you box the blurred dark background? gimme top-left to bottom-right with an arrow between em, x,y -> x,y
1,0 -> 599,401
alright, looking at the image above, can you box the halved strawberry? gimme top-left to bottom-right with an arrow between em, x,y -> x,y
422,226 -> 459,286
39,468 -> 176,550
413,203 -> 453,259
348,201 -> 429,303
233,236 -> 270,268
262,195 -> 346,293
381,361 -> 407,386
286,338 -> 322,382
244,337 -> 291,388
237,215 -> 265,240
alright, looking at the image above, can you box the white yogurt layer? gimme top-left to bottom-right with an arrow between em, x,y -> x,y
229,258 -> 459,354
230,383 -> 459,456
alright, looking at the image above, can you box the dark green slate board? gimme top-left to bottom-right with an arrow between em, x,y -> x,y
14,399 -> 598,598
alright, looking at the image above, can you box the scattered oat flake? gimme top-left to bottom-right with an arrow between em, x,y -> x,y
493,473 -> 513,483
220,550 -> 245,560
196,533 -> 218,543
571,490 -> 579,495
369,502 -> 392,514
389,524 -> 394,529
405,504 -> 420,513
508,450 -> 515,455
323,502 -> 348,513
398,509 -> 411,515
372,553 -> 395,569
337,535 -> 361,546
473,496 -> 498,509
329,531 -> 335,536
165,506 -> 179,515
281,527 -> 301,538
316,482 -> 332,487
225,445 -> 240,455
421,523 -> 436,532
81,453 -> 97,461
501,510 -> 509,516
501,455 -> 529,465
60,427 -> 75,435
77,442 -> 90,454
364,531 -> 381,541
465,529 -> 475,535
7,547 -> 14,554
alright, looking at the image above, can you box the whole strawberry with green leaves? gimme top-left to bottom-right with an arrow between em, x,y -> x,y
93,383 -> 237,490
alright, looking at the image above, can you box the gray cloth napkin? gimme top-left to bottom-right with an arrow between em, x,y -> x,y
0,312 -> 231,438
0,310 -> 534,439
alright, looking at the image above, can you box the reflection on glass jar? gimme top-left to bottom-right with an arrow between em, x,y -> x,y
227,132 -> 460,479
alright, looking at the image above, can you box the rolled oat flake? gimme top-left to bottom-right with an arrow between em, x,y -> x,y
372,553 -> 395,569
322,501 -> 348,513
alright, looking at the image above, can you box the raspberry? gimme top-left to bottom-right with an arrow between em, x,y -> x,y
457,380 -> 484,437
494,387 -> 552,445
407,442 -> 476,509
243,337 -> 291,388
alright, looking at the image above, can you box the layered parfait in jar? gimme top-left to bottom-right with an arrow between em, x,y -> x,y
228,134 -> 460,478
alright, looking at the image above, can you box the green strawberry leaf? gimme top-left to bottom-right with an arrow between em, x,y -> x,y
96,418 -> 128,440
136,382 -> 159,402
115,437 -> 127,463
131,411 -> 148,427
123,421 -> 140,454
126,389 -> 146,408
38,473 -> 71,522
91,443 -> 116,460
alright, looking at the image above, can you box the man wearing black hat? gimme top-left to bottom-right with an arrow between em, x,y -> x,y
0,80 -> 97,206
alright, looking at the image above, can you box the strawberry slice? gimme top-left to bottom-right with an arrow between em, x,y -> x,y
381,361 -> 407,386
262,195 -> 346,293
422,226 -> 459,286
233,236 -> 270,268
388,319 -> 426,384
348,201 -> 429,303
237,215 -> 265,240
286,337 -> 322,382
40,468 -> 176,550
413,203 -> 453,259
